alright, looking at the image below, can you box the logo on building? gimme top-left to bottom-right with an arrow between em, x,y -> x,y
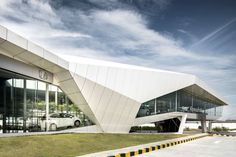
39,70 -> 48,80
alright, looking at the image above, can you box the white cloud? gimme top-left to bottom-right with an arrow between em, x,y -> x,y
1,0 -> 230,62
191,18 -> 236,49
92,10 -> 194,58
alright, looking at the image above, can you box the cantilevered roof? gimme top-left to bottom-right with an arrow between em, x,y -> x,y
182,84 -> 227,106
0,24 -> 228,107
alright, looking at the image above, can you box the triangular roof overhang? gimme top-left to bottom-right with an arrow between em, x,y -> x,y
181,84 -> 227,106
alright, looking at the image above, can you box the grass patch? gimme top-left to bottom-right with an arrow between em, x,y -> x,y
0,133 -> 185,157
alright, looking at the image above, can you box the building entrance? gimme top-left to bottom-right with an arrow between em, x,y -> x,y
0,68 -> 92,133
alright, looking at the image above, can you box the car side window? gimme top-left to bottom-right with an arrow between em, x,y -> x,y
50,113 -> 59,118
59,113 -> 65,118
64,114 -> 72,118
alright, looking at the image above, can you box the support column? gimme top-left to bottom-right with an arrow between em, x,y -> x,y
65,96 -> 68,114
154,99 -> 157,114
214,107 -> 217,116
55,89 -> 58,113
23,79 -> 27,133
3,82 -> 6,133
45,84 -> 49,131
178,114 -> 187,134
200,114 -> 207,133
208,121 -> 212,132
191,95 -> 193,108
175,91 -> 178,111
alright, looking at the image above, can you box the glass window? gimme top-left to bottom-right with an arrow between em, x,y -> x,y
137,88 -> 223,118
0,69 -> 94,134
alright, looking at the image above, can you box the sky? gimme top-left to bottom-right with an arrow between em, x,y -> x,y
0,0 -> 235,119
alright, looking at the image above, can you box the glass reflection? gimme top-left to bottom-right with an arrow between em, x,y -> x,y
0,69 -> 93,133
137,89 -> 223,118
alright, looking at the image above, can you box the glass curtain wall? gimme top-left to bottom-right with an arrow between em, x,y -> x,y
137,89 -> 223,118
0,69 -> 92,133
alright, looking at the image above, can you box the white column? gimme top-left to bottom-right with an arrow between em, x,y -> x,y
45,83 -> 49,131
178,114 -> 187,134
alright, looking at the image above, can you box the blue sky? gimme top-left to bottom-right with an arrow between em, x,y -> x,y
0,0 -> 235,119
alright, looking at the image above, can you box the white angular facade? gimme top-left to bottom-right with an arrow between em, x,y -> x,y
0,25 -> 228,133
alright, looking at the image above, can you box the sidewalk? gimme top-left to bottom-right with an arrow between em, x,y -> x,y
77,133 -> 208,157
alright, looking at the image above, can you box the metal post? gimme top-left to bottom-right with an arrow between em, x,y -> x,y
23,79 -> 27,133
45,83 -> 49,131
11,79 -> 15,133
191,95 -> 193,107
175,91 -> 178,111
3,82 -> 6,133
214,107 -> 216,116
55,88 -> 58,113
66,96 -> 68,114
154,98 -> 157,114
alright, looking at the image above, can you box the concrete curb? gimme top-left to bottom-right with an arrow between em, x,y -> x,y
107,134 -> 208,157
77,133 -> 208,157
211,133 -> 235,137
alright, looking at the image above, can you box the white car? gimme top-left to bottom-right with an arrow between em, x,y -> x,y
40,113 -> 81,131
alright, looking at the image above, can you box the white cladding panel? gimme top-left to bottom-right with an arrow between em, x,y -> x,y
75,63 -> 88,78
54,70 -> 73,83
114,68 -> 126,93
133,112 -> 187,126
0,30 -> 27,57
100,92 -> 121,132
27,41 -> 44,57
73,75 -> 86,91
86,65 -> 98,82
43,50 -> 58,65
0,54 -> 53,83
74,63 -> 196,103
109,96 -> 127,132
67,92 -> 87,105
59,78 -> 80,94
106,67 -> 117,90
88,83 -> 104,112
96,66 -> 109,85
58,57 -> 69,70
68,62 -> 77,77
0,26 -> 7,43
81,79 -> 96,105
94,87 -> 113,121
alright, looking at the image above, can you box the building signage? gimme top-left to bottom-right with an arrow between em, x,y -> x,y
39,70 -> 48,80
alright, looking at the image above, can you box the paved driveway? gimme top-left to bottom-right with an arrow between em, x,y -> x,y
138,136 -> 236,157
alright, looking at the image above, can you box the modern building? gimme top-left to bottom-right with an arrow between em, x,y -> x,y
0,25 -> 228,134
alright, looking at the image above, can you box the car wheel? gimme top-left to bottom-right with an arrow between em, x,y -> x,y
50,124 -> 57,131
74,120 -> 80,127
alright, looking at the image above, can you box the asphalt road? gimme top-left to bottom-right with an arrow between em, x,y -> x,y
138,136 -> 236,157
